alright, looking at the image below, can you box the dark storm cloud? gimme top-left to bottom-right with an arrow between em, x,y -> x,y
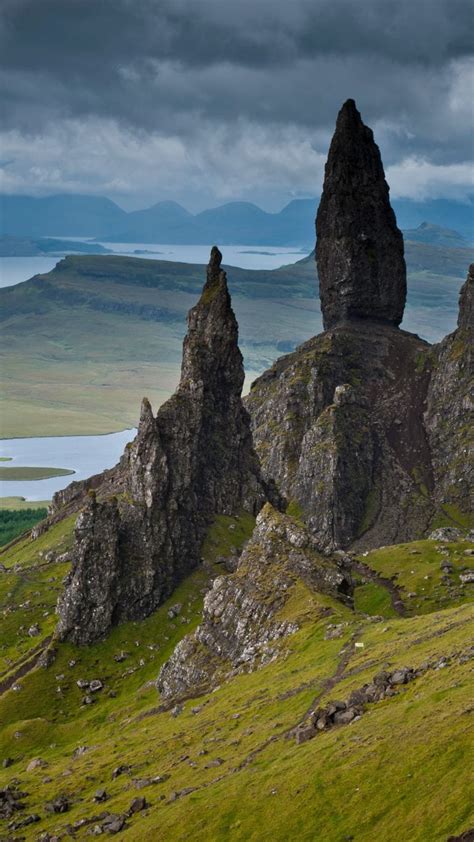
2,0 -> 472,71
1,0 -> 473,205
2,0 -> 473,126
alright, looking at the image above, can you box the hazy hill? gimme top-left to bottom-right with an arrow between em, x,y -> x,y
111,200 -> 197,243
402,221 -> 468,247
0,235 -> 111,257
1,193 -> 472,245
0,194 -> 127,238
393,196 -> 474,240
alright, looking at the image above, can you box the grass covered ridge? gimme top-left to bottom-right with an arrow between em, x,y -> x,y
0,513 -> 473,840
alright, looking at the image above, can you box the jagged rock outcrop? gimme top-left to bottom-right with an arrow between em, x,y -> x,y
57,248 -> 270,644
56,494 -> 121,640
247,323 -> 434,550
54,100 -> 472,646
425,264 -> 474,517
247,102 -> 471,550
157,504 -> 352,700
457,263 -> 474,332
316,99 -> 406,330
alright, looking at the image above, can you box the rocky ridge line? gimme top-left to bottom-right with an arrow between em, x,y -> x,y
157,504 -> 353,701
246,102 -> 472,551
56,248 -> 270,644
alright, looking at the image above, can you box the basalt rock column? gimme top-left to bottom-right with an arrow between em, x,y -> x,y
425,263 -> 474,518
316,99 -> 406,329
57,247 -> 268,644
457,262 -> 474,334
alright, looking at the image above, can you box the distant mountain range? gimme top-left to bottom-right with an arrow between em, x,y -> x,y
1,193 -> 473,245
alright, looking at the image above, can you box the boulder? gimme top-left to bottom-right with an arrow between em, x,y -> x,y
333,708 -> 357,725
295,726 -> 316,745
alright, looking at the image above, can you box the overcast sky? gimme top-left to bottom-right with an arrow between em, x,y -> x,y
1,0 -> 473,210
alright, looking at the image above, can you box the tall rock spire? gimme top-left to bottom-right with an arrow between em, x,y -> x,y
57,247 -> 269,644
316,99 -> 406,330
458,262 -> 473,333
425,262 -> 474,520
179,246 -> 244,398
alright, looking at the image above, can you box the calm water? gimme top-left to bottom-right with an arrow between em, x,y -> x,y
0,256 -> 59,288
0,429 -> 135,501
0,244 -> 305,290
99,242 -> 305,270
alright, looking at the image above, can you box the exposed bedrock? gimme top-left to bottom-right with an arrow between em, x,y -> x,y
425,263 -> 474,517
157,504 -> 353,701
53,99 -> 472,647
246,322 -> 435,551
247,107 -> 471,551
57,248 -> 270,644
316,98 -> 406,330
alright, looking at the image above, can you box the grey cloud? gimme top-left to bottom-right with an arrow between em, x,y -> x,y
0,0 -> 472,205
2,0 -> 472,72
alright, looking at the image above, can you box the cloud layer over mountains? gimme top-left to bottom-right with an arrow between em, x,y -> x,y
1,0 -> 473,209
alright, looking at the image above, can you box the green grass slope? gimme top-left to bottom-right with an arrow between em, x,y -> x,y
0,511 -> 472,841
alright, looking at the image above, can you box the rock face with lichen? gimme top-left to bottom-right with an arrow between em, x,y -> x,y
246,105 -> 472,551
316,99 -> 406,330
246,323 -> 434,550
157,503 -> 353,701
57,248 -> 270,644
425,264 -> 474,517
53,99 -> 472,650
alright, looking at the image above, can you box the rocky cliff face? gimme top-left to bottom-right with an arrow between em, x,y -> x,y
316,99 -> 406,330
53,100 -> 472,649
157,504 -> 352,701
57,248 -> 269,644
246,323 -> 434,550
425,264 -> 474,518
246,104 -> 471,551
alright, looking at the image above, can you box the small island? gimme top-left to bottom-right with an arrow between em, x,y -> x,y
0,466 -> 75,481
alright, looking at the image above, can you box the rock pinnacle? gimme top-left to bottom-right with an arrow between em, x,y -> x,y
56,247 -> 268,644
316,99 -> 406,330
458,263 -> 473,333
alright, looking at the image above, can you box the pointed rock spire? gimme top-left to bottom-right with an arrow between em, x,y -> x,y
179,246 -> 243,396
138,396 -> 155,431
57,247 -> 269,644
316,99 -> 406,330
458,263 -> 473,332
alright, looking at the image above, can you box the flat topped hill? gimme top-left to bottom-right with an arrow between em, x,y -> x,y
1,242 -> 472,438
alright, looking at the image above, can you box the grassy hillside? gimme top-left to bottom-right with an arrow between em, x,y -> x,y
1,242 -> 472,438
0,512 -> 472,840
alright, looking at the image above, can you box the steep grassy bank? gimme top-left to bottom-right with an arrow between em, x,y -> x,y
0,512 -> 472,841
